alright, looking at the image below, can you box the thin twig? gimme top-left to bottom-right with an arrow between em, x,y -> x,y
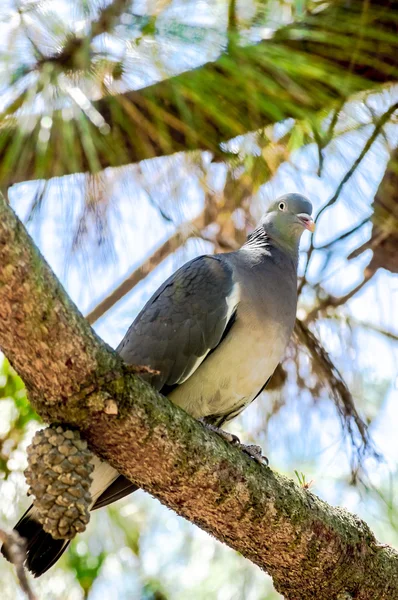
315,216 -> 370,250
0,529 -> 37,600
305,269 -> 375,324
227,0 -> 238,53
317,101 -> 398,225
294,320 -> 370,452
298,102 -> 398,294
311,123 -> 324,177
85,210 -> 209,324
325,101 -> 345,145
364,99 -> 391,150
345,317 -> 398,343
348,213 -> 397,261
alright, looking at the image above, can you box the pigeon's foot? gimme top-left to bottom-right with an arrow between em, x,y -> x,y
200,421 -> 240,445
239,443 -> 268,466
200,420 -> 268,465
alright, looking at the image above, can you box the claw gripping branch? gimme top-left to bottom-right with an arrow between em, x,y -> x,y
25,426 -> 94,540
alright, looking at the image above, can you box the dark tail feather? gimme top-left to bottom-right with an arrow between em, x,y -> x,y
2,472 -> 138,576
1,506 -> 69,577
92,474 -> 138,510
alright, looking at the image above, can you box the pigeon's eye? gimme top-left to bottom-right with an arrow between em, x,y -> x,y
278,201 -> 287,212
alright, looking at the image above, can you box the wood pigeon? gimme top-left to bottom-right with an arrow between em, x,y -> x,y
8,193 -> 314,576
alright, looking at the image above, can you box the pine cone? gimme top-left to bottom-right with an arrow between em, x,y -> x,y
25,426 -> 94,540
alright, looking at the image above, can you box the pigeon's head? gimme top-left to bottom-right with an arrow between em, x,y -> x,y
261,193 -> 314,244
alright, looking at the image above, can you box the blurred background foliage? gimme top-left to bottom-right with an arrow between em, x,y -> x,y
0,0 -> 398,598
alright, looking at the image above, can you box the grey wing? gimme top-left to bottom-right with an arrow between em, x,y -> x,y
117,254 -> 238,392
94,255 -> 238,511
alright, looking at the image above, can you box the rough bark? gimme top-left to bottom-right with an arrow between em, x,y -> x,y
1,195 -> 398,599
1,0 -> 397,185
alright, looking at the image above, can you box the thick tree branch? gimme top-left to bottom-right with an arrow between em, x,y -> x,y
1,195 -> 398,599
1,0 -> 397,185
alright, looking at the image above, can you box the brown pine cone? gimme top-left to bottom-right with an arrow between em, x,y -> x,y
25,426 -> 94,540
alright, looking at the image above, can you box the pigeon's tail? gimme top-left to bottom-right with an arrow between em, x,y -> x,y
3,506 -> 70,577
1,456 -> 138,576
